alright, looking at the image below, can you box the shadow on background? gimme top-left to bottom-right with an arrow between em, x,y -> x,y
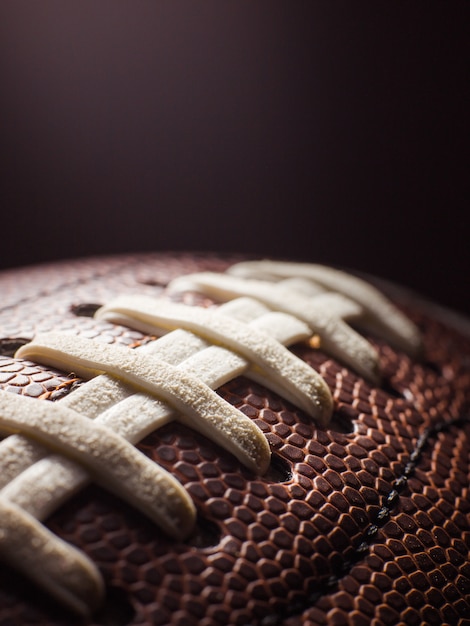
0,1 -> 468,313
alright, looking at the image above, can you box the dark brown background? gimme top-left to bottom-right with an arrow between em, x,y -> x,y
0,2 -> 468,314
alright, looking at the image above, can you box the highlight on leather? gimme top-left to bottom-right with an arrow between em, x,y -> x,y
0,253 -> 468,626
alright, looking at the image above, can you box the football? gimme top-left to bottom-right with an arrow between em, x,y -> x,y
0,252 -> 469,626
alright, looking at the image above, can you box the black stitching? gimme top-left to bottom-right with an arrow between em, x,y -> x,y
260,414 -> 468,626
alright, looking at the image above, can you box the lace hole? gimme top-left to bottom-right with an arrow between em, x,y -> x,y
186,516 -> 221,548
264,454 -> 292,483
94,586 -> 136,626
70,303 -> 102,317
328,409 -> 355,434
380,378 -> 407,400
0,337 -> 30,357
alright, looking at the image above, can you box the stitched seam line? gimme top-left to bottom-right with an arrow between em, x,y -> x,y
264,414 -> 469,626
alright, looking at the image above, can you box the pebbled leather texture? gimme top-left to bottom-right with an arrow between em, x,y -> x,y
0,252 -> 469,626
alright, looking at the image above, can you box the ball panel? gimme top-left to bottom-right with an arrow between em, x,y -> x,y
0,253 -> 469,625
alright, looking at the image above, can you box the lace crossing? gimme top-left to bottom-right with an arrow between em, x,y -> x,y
0,262 -> 422,616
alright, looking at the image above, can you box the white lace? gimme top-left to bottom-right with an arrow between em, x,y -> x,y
0,261 -> 421,615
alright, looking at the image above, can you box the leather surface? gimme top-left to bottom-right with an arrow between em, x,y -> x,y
0,252 -> 469,626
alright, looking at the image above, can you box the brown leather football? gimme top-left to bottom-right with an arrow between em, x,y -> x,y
0,252 -> 469,626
